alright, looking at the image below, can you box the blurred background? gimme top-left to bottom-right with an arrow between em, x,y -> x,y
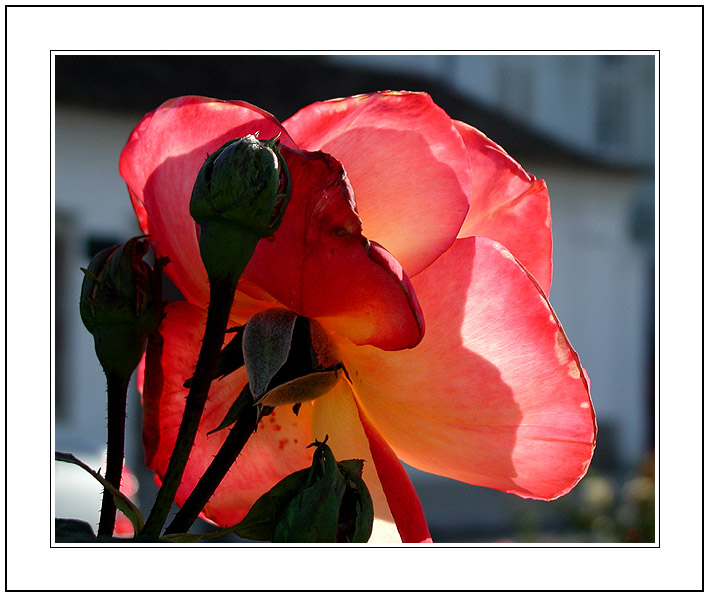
53,54 -> 656,543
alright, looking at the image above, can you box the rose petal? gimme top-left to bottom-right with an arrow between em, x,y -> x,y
142,301 -> 314,527
356,405 -> 432,543
243,146 -> 424,351
201,401 -> 315,528
120,97 -> 422,350
339,237 -> 596,500
454,121 -> 553,293
284,91 -> 470,275
119,95 -> 296,307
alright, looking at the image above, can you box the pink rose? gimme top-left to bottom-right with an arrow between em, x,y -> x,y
121,92 -> 596,543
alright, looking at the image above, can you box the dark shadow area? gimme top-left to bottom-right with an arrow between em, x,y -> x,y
55,54 -> 624,168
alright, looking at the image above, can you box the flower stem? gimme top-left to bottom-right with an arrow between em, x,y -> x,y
138,275 -> 238,540
97,372 -> 129,537
164,404 -> 260,535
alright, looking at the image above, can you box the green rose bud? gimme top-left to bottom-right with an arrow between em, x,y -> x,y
272,438 -> 347,542
231,438 -> 374,543
80,236 -> 166,378
191,135 -> 291,236
189,136 -> 291,284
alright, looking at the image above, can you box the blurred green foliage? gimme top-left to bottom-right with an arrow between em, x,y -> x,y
514,452 -> 655,543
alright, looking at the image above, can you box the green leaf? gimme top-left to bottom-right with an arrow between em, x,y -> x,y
159,529 -> 235,543
206,383 -> 253,435
173,440 -> 373,544
242,308 -> 297,400
55,518 -> 97,543
231,468 -> 310,541
160,521 -> 260,543
184,326 -> 245,389
55,451 -> 144,535
214,327 -> 246,378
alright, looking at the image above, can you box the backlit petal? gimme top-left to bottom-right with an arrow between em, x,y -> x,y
284,91 -> 470,275
356,405 -> 432,543
119,95 -> 295,307
243,146 -> 424,351
142,301 -> 314,527
340,237 -> 595,500
454,121 -> 553,293
120,98 -> 422,350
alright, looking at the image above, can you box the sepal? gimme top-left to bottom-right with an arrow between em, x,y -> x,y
242,309 -> 345,407
206,383 -> 255,436
184,326 -> 245,388
242,308 -> 298,400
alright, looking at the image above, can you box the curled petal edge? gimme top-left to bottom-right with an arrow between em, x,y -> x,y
356,403 -> 432,543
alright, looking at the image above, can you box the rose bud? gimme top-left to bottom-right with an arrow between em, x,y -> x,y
80,236 -> 165,379
189,135 -> 291,284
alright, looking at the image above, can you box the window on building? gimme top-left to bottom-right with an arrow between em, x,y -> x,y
596,80 -> 631,149
54,213 -> 72,422
497,60 -> 533,121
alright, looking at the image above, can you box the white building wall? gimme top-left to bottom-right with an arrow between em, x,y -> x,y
528,55 -> 599,154
54,107 -> 146,527
55,107 -> 144,446
527,161 -> 651,468
327,54 -> 655,167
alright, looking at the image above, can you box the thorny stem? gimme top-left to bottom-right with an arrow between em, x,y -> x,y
138,276 -> 238,540
97,372 -> 130,537
164,402 -> 260,535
